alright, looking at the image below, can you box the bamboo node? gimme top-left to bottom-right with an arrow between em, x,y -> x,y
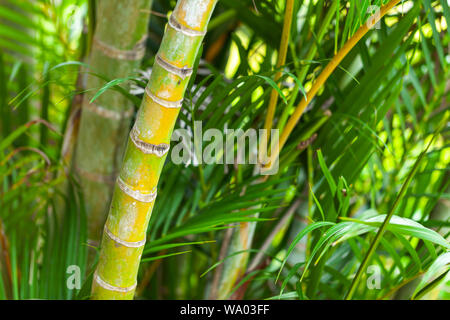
155,54 -> 193,79
94,271 -> 137,293
145,87 -> 183,109
168,14 -> 207,37
117,176 -> 157,203
130,125 -> 170,157
104,225 -> 146,248
93,35 -> 148,61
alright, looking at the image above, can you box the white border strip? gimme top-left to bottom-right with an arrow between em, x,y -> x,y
94,272 -> 137,293
117,176 -> 157,203
104,225 -> 146,248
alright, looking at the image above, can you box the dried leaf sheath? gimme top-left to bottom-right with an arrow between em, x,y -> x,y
91,0 -> 218,300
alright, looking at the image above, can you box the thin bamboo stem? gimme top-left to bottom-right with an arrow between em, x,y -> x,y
91,0 -> 218,300
268,0 -> 402,168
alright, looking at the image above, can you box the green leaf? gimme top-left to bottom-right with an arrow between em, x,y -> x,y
412,252 -> 450,299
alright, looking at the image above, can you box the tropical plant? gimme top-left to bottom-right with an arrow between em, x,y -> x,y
91,0 -> 219,300
71,0 -> 154,245
0,0 -> 448,301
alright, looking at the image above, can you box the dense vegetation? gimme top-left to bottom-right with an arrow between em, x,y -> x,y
0,0 -> 449,300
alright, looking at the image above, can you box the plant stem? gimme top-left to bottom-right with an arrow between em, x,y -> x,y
91,0 -> 218,300
216,0 -> 403,299
277,0 -> 338,133
248,198 -> 301,270
268,0 -> 402,167
344,113 -> 448,299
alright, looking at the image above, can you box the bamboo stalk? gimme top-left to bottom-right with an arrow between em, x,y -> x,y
91,0 -> 218,300
216,0 -> 403,299
74,0 -> 153,245
213,0 -> 296,299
